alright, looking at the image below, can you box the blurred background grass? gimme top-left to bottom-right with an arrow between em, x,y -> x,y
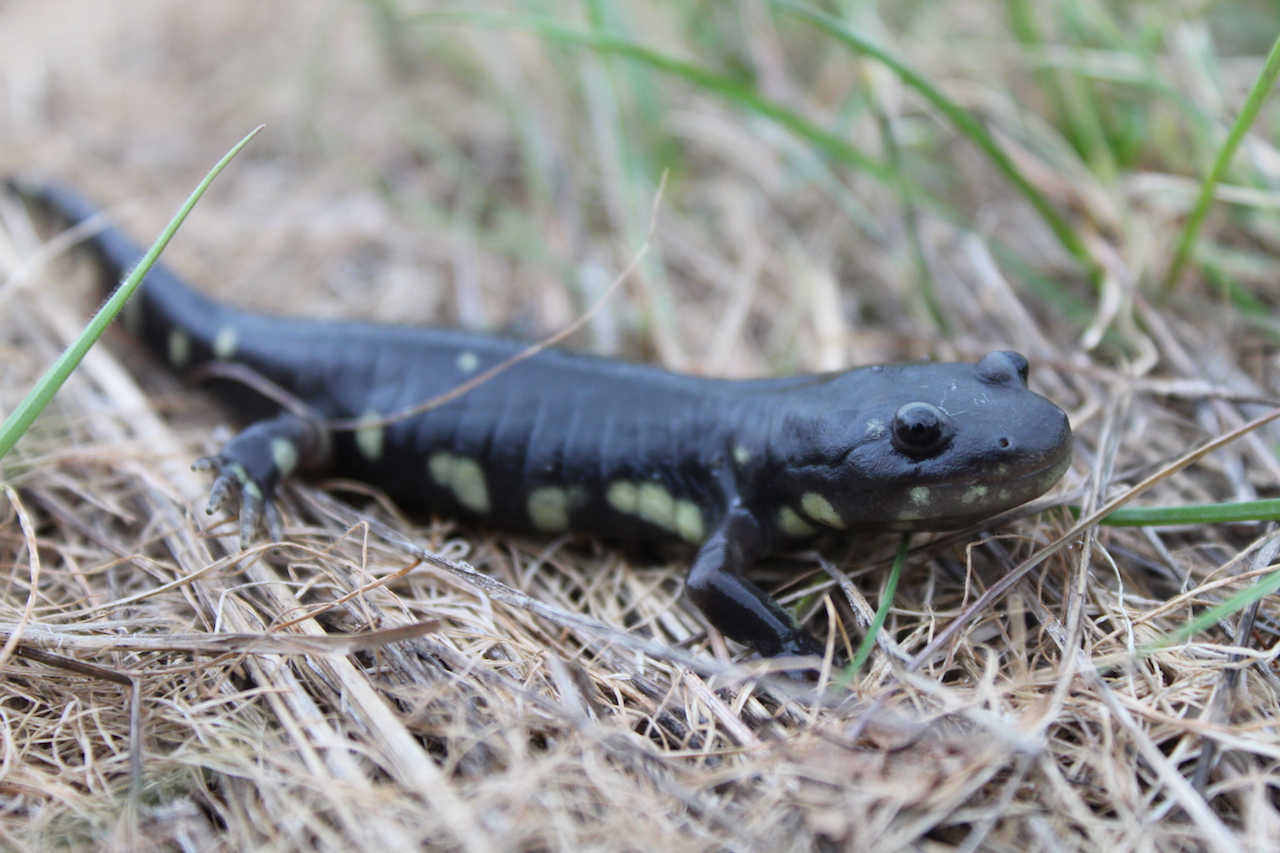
6,1 -> 1280,362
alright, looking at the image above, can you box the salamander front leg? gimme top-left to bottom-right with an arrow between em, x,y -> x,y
685,507 -> 825,659
193,412 -> 329,546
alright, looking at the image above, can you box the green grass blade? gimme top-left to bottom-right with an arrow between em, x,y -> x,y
1093,498 -> 1280,527
846,532 -> 910,675
0,126 -> 263,464
1162,28 -> 1280,294
772,0 -> 1096,277
1139,567 -> 1280,655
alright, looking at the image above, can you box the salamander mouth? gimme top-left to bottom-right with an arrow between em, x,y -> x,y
894,448 -> 1073,531
975,447 -> 1073,491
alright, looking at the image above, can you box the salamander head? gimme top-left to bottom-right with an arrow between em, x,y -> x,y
768,351 -> 1072,535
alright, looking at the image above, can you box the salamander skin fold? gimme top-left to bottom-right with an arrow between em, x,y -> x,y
16,182 -> 1073,659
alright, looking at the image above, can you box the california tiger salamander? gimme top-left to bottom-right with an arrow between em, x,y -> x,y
18,183 -> 1073,658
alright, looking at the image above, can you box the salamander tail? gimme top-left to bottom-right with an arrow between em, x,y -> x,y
7,177 -> 231,373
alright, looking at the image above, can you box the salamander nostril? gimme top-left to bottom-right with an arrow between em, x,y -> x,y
997,437 -> 1011,450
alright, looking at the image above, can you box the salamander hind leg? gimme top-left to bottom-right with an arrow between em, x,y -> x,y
685,507 -> 825,659
193,412 -> 330,547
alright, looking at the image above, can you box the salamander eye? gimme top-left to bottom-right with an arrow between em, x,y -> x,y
891,402 -> 955,458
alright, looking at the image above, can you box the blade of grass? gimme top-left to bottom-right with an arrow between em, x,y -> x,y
1091,498 -> 1280,527
772,0 -> 1097,278
0,126 -> 263,464
845,532 -> 910,675
1139,564 -> 1280,655
1162,28 -> 1280,294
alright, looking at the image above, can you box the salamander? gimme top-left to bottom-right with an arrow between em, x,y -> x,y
17,182 -> 1073,659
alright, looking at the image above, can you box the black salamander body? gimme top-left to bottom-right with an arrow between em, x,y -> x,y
25,184 -> 1073,658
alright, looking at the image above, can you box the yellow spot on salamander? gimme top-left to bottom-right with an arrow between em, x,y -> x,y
909,486 -> 931,506
428,452 -> 450,487
778,506 -> 816,538
637,482 -> 675,530
673,499 -> 704,543
428,451 -> 491,514
456,350 -> 480,374
607,480 -> 702,541
733,445 -> 751,466
168,329 -> 191,371
355,411 -> 384,462
451,458 -> 489,513
270,438 -> 298,478
607,481 -> 639,514
961,485 -> 988,505
527,486 -> 570,532
864,418 -> 886,439
213,326 -> 238,360
801,492 -> 845,529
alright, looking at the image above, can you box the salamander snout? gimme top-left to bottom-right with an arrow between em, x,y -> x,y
986,388 -> 1073,468
973,349 -> 1071,463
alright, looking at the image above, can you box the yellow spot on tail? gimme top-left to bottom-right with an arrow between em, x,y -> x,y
167,329 -> 191,371
355,411 -> 384,462
527,486 -> 570,532
961,485 -> 989,504
801,492 -> 845,529
909,486 -> 931,506
428,451 -> 491,514
213,326 -> 238,360
733,445 -> 751,466
778,506 -> 816,538
456,350 -> 480,374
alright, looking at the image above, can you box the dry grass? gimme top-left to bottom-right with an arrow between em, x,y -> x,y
3,1 -> 1280,850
